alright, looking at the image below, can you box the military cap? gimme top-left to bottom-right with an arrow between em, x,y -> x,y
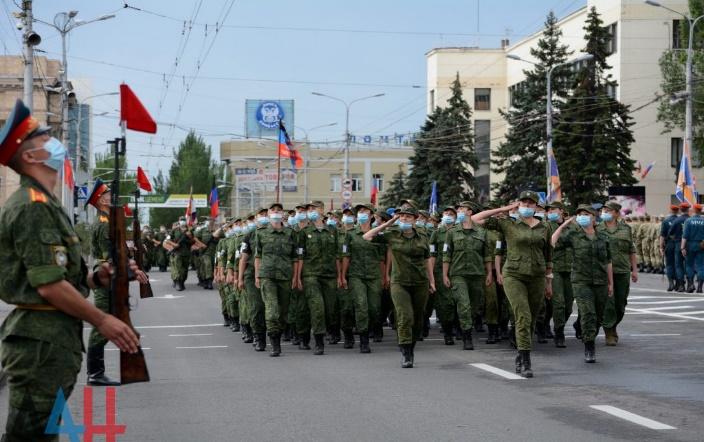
518,190 -> 540,204
546,201 -> 565,210
268,202 -> 284,210
342,207 -> 354,215
233,217 -> 242,223
354,203 -> 374,214
256,207 -> 268,214
442,205 -> 457,214
287,209 -> 296,214
670,204 -> 680,211
307,200 -> 325,209
575,204 -> 597,216
430,212 -> 441,222
295,202 -> 308,210
694,204 -> 703,212
245,212 -> 255,219
377,209 -> 392,221
418,210 -> 430,218
0,99 -> 51,166
603,201 -> 622,212
86,178 -> 110,208
680,202 -> 691,210
396,206 -> 419,217
456,201 -> 480,212
399,199 -> 418,209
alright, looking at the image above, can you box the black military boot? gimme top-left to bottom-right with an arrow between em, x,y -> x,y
87,347 -> 120,386
584,341 -> 596,363
554,327 -> 566,348
667,278 -> 675,292
373,324 -> 383,343
232,320 -> 240,332
299,333 -> 311,350
520,350 -> 533,378
499,324 -> 509,341
410,341 -> 416,365
573,319 -> 582,341
422,317 -> 430,338
282,325 -> 292,342
243,325 -> 254,343
677,280 -> 686,292
313,334 -> 325,355
536,322 -> 548,343
443,329 -> 455,345
400,344 -> 413,368
514,351 -> 523,374
473,315 -> 485,333
486,325 -> 497,344
687,277 -> 696,293
462,330 -> 474,350
269,334 -> 282,357
255,333 -> 267,352
223,313 -> 231,327
545,324 -> 554,339
291,331 -> 300,346
343,330 -> 355,349
176,280 -> 185,291
698,279 -> 704,294
205,279 -> 214,290
359,334 -> 371,353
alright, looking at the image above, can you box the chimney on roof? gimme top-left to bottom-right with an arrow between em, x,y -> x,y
501,38 -> 510,49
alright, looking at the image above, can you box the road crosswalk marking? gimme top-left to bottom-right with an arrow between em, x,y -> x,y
469,363 -> 524,380
589,405 -> 676,430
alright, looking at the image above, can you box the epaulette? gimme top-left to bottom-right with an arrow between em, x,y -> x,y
28,188 -> 47,203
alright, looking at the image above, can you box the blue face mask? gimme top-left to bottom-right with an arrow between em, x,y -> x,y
415,220 -> 425,227
547,212 -> 560,222
257,216 -> 269,225
247,222 -> 256,231
601,212 -> 613,222
398,222 -> 413,231
233,226 -> 243,235
308,211 -> 320,222
326,219 -> 337,227
342,215 -> 354,225
357,213 -> 370,224
394,219 -> 400,226
576,215 -> 592,227
38,137 -> 67,172
426,222 -> 434,229
287,216 -> 296,225
442,215 -> 455,225
456,212 -> 467,223
225,229 -> 234,238
535,212 -> 545,220
509,213 -> 519,220
296,212 -> 307,222
518,207 -> 535,218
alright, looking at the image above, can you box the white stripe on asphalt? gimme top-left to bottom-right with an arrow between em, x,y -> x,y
135,323 -> 223,329
589,405 -> 676,430
625,307 -> 704,322
469,363 -> 524,380
168,333 -> 214,337
636,306 -> 694,311
680,310 -> 704,315
629,299 -> 704,305
641,320 -> 688,323
176,345 -> 228,349
105,348 -> 151,351
630,333 -> 681,337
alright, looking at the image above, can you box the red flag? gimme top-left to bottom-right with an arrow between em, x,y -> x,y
120,84 -> 157,134
370,185 -> 378,206
185,186 -> 196,226
123,204 -> 133,217
63,157 -> 74,189
136,166 -> 153,192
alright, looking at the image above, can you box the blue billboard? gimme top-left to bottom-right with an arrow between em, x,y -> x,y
245,99 -> 295,139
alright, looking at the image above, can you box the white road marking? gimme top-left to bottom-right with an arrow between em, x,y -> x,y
630,333 -> 681,337
625,307 -> 704,322
469,363 -> 524,380
629,299 -> 704,305
168,333 -> 213,337
680,310 -> 704,315
106,347 -> 151,351
134,323 -> 223,329
176,345 -> 228,349
589,405 -> 676,430
153,294 -> 184,299
636,306 -> 694,311
641,320 -> 688,323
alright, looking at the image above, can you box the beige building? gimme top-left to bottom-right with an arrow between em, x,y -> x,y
220,139 -> 412,217
427,0 -> 691,215
0,55 -> 62,206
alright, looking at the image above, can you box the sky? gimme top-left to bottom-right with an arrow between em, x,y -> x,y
0,0 -> 587,178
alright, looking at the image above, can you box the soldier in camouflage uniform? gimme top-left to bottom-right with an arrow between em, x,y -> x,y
0,99 -> 141,441
199,219 -> 217,290
641,215 -> 654,273
254,203 -> 298,357
633,217 -> 643,271
239,210 -> 269,351
154,225 -> 169,272
545,201 -> 574,348
338,206 -> 356,347
215,222 -> 232,326
170,217 -> 193,291
429,206 -> 459,345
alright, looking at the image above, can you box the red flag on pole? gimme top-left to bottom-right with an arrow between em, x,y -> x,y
123,204 -> 133,217
120,84 -> 157,134
185,186 -> 196,226
63,157 -> 74,189
136,166 -> 153,192
370,185 -> 378,207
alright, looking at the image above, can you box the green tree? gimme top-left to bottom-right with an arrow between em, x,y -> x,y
149,131 -> 226,227
656,0 -> 704,157
552,6 -> 636,205
406,73 -> 478,206
91,151 -> 137,201
492,11 -> 573,203
380,163 -> 408,207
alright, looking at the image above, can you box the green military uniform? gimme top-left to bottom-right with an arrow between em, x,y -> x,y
640,219 -> 653,270
483,229 -> 501,335
200,227 -> 217,289
442,223 -> 492,347
429,220 -> 456,342
0,176 -> 87,441
241,224 -> 267,344
154,229 -> 168,271
215,233 -> 230,323
633,219 -> 643,268
170,226 -> 192,288
143,228 -> 155,271
299,223 -> 339,352
89,212 -> 111,350
226,230 -> 245,331
548,217 -> 575,346
562,222 -> 611,352
337,223 -> 355,345
598,216 -> 634,340
255,224 -> 298,345
342,224 -> 385,347
289,220 -> 308,347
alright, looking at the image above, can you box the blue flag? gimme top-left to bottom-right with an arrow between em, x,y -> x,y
429,181 -> 438,214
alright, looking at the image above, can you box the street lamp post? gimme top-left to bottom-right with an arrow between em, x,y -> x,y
507,53 -> 594,200
76,92 -> 118,177
296,122 -> 337,202
311,92 -> 384,206
645,1 -> 704,186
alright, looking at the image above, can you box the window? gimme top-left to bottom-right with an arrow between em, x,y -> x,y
372,173 -> 384,192
671,138 -> 683,168
330,174 -> 341,192
606,84 -> 617,99
673,20 -> 683,50
474,88 -> 491,111
429,89 -> 435,111
605,22 -> 617,55
351,174 -> 363,192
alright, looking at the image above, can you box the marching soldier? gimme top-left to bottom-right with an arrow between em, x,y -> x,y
682,204 -> 704,293
669,203 -> 690,291
660,205 -> 679,290
429,205 -> 459,345
238,210 -> 269,351
170,217 -> 194,291
154,225 -> 169,272
545,201 -> 574,348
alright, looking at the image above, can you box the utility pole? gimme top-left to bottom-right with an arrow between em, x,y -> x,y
21,0 -> 38,110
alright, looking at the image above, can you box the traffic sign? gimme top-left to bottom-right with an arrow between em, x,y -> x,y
76,186 -> 89,200
342,178 -> 352,189
342,190 -> 352,200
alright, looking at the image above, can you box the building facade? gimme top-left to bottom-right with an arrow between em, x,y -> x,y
426,0 -> 691,215
220,139 -> 412,217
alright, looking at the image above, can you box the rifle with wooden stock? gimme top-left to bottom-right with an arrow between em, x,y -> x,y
132,188 -> 153,298
108,135 -> 150,385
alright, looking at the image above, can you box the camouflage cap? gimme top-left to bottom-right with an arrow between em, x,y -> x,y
518,190 -> 540,204
295,202 -> 308,210
399,199 -> 418,209
377,209 -> 392,221
575,204 -> 597,216
442,205 -> 457,214
354,203 -> 374,214
418,210 -> 430,218
546,201 -> 565,210
603,201 -> 622,212
307,200 -> 325,209
396,206 -> 419,217
256,207 -> 268,214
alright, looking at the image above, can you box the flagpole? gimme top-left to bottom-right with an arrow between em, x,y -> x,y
276,136 -> 282,204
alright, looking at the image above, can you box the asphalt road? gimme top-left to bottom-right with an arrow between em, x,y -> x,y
1,271 -> 703,441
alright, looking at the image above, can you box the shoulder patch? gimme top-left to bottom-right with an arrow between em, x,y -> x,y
28,188 -> 48,203
99,215 -> 109,223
